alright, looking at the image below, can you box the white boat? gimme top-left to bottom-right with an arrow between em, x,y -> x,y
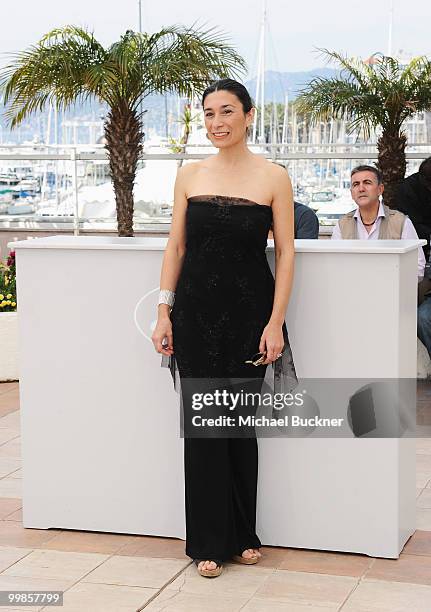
0,172 -> 20,186
35,158 -> 178,220
7,203 -> 37,215
308,188 -> 336,211
316,201 -> 356,226
12,178 -> 40,196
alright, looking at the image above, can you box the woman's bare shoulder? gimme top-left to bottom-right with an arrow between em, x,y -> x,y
264,159 -> 289,176
176,160 -> 198,178
259,161 -> 292,208
247,152 -> 270,167
265,160 -> 292,186
248,154 -> 288,176
175,161 -> 199,192
176,157 -> 216,179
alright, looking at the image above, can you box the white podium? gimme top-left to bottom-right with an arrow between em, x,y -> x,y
10,235 -> 424,558
260,239 -> 423,558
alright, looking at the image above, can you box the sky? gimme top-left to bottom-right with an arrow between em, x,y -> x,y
0,0 -> 430,77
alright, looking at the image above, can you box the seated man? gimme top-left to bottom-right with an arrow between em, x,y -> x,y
394,157 -> 431,360
331,164 -> 425,280
332,164 -> 429,359
268,200 -> 319,240
294,201 -> 319,239
394,156 -> 431,261
271,162 -> 319,239
418,264 -> 431,360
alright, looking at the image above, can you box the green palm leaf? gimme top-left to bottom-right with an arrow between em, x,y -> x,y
296,49 -> 431,207
0,24 -> 247,235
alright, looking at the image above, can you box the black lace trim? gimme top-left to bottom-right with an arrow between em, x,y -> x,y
187,194 -> 272,209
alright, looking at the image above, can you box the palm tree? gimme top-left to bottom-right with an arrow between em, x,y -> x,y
177,102 -> 202,167
1,25 -> 246,235
296,51 -> 431,207
168,102 -> 200,161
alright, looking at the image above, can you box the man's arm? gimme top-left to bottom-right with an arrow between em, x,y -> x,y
395,177 -> 431,259
295,207 -> 319,239
401,217 -> 426,280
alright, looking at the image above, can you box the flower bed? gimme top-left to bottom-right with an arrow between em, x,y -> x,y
0,250 -> 18,380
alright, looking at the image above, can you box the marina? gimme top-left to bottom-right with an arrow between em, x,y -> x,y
0,140 -> 429,233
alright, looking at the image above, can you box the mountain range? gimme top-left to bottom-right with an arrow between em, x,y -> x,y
245,67 -> 338,103
0,68 -> 338,144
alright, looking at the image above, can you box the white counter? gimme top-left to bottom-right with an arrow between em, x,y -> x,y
10,235 -> 426,558
12,233 -> 424,254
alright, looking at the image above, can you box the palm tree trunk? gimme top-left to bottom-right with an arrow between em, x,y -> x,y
104,103 -> 143,237
178,103 -> 192,169
376,130 -> 407,209
177,124 -> 190,169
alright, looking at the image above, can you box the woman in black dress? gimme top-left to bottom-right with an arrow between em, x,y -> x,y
152,79 -> 295,577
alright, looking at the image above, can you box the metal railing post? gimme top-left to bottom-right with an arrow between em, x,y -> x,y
70,147 -> 80,236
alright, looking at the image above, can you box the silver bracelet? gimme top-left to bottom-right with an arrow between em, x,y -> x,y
158,289 -> 175,308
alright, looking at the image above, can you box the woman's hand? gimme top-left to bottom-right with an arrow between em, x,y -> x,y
259,321 -> 284,365
152,315 -> 174,357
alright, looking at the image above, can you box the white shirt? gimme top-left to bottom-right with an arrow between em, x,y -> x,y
331,201 -> 426,280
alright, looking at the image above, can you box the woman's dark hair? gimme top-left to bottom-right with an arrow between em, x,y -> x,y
201,79 -> 254,113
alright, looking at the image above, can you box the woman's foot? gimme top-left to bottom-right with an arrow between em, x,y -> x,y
242,548 -> 262,560
194,559 -> 223,577
232,548 -> 262,565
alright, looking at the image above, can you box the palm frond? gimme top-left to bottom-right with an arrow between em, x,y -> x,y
315,48 -> 373,90
135,23 -> 246,100
0,23 -> 247,126
0,26 -> 109,126
297,50 -> 431,140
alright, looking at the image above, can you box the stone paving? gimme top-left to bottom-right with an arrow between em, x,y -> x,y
0,380 -> 430,611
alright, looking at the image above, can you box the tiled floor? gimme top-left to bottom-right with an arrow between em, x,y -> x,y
0,380 -> 430,611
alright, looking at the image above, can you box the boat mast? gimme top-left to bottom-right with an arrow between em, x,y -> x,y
41,104 -> 52,203
260,0 -> 266,143
252,0 -> 266,144
54,104 -> 59,207
282,93 -> 288,153
387,0 -> 394,56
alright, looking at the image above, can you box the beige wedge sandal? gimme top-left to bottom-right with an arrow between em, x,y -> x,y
232,549 -> 260,565
194,559 -> 224,577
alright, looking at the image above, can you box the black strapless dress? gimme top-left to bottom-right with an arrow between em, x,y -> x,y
162,194 -> 296,561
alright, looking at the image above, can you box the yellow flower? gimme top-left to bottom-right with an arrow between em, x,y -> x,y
6,294 -> 12,299
5,301 -> 11,305
0,294 -> 3,300
0,301 -> 5,307
11,302 -> 16,307
5,278 -> 9,285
